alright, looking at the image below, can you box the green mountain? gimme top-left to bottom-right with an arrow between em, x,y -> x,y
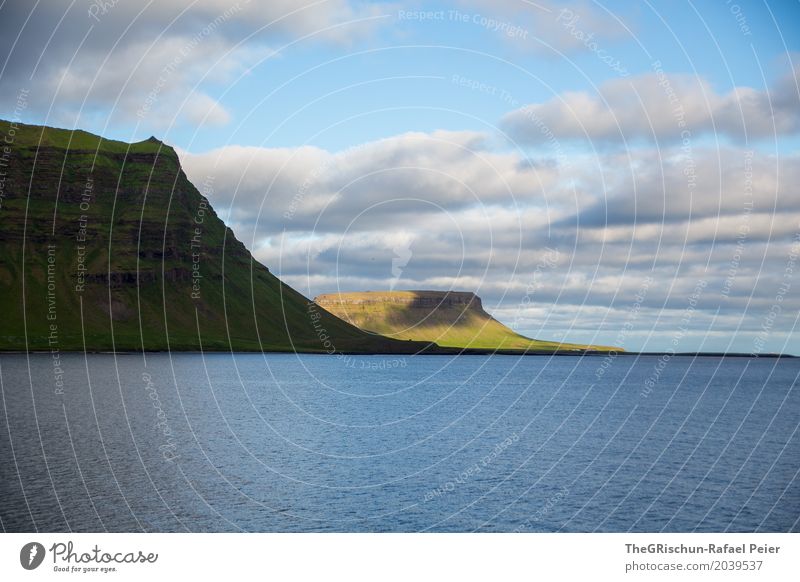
314,290 -> 617,352
0,120 -> 427,353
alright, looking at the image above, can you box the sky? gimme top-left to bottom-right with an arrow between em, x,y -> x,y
1,0 -> 799,353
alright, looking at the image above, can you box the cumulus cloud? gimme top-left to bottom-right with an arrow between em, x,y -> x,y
45,34 -> 253,128
0,0 -> 389,127
503,67 -> 800,144
563,148 -> 800,228
183,94 -> 232,127
180,129 -> 558,237
180,129 -> 800,352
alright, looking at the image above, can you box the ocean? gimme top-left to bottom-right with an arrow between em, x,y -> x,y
1,353 -> 797,532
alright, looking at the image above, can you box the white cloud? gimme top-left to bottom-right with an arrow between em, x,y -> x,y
180,129 -> 557,236
503,68 -> 800,143
180,131 -> 800,354
48,35 -> 255,128
0,0 -> 389,128
183,94 -> 232,127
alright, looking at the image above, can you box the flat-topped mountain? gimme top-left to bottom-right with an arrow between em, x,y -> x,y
315,290 -> 615,352
321,290 -> 482,309
0,120 -> 428,353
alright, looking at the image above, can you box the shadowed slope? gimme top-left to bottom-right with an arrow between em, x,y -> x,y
314,290 -> 617,352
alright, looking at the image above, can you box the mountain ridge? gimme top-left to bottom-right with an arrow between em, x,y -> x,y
0,119 -> 430,353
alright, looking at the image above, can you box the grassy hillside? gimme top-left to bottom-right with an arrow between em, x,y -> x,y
315,291 -> 617,352
0,120 -> 429,353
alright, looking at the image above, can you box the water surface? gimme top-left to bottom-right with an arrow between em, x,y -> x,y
1,353 -> 797,532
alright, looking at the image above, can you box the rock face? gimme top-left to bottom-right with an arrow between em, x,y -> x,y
314,290 -> 606,351
0,120 -> 425,353
318,290 -> 482,310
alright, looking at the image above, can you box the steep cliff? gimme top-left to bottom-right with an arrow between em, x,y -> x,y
0,120 -> 427,353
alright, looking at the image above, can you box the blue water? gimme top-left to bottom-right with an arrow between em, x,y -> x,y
1,353 -> 798,532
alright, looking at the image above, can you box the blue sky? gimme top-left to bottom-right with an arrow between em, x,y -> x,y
64,0 -> 800,152
251,1 -> 793,151
1,0 -> 799,353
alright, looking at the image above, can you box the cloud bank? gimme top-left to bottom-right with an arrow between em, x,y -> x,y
0,0 -> 388,128
503,67 -> 800,144
180,128 -> 800,353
